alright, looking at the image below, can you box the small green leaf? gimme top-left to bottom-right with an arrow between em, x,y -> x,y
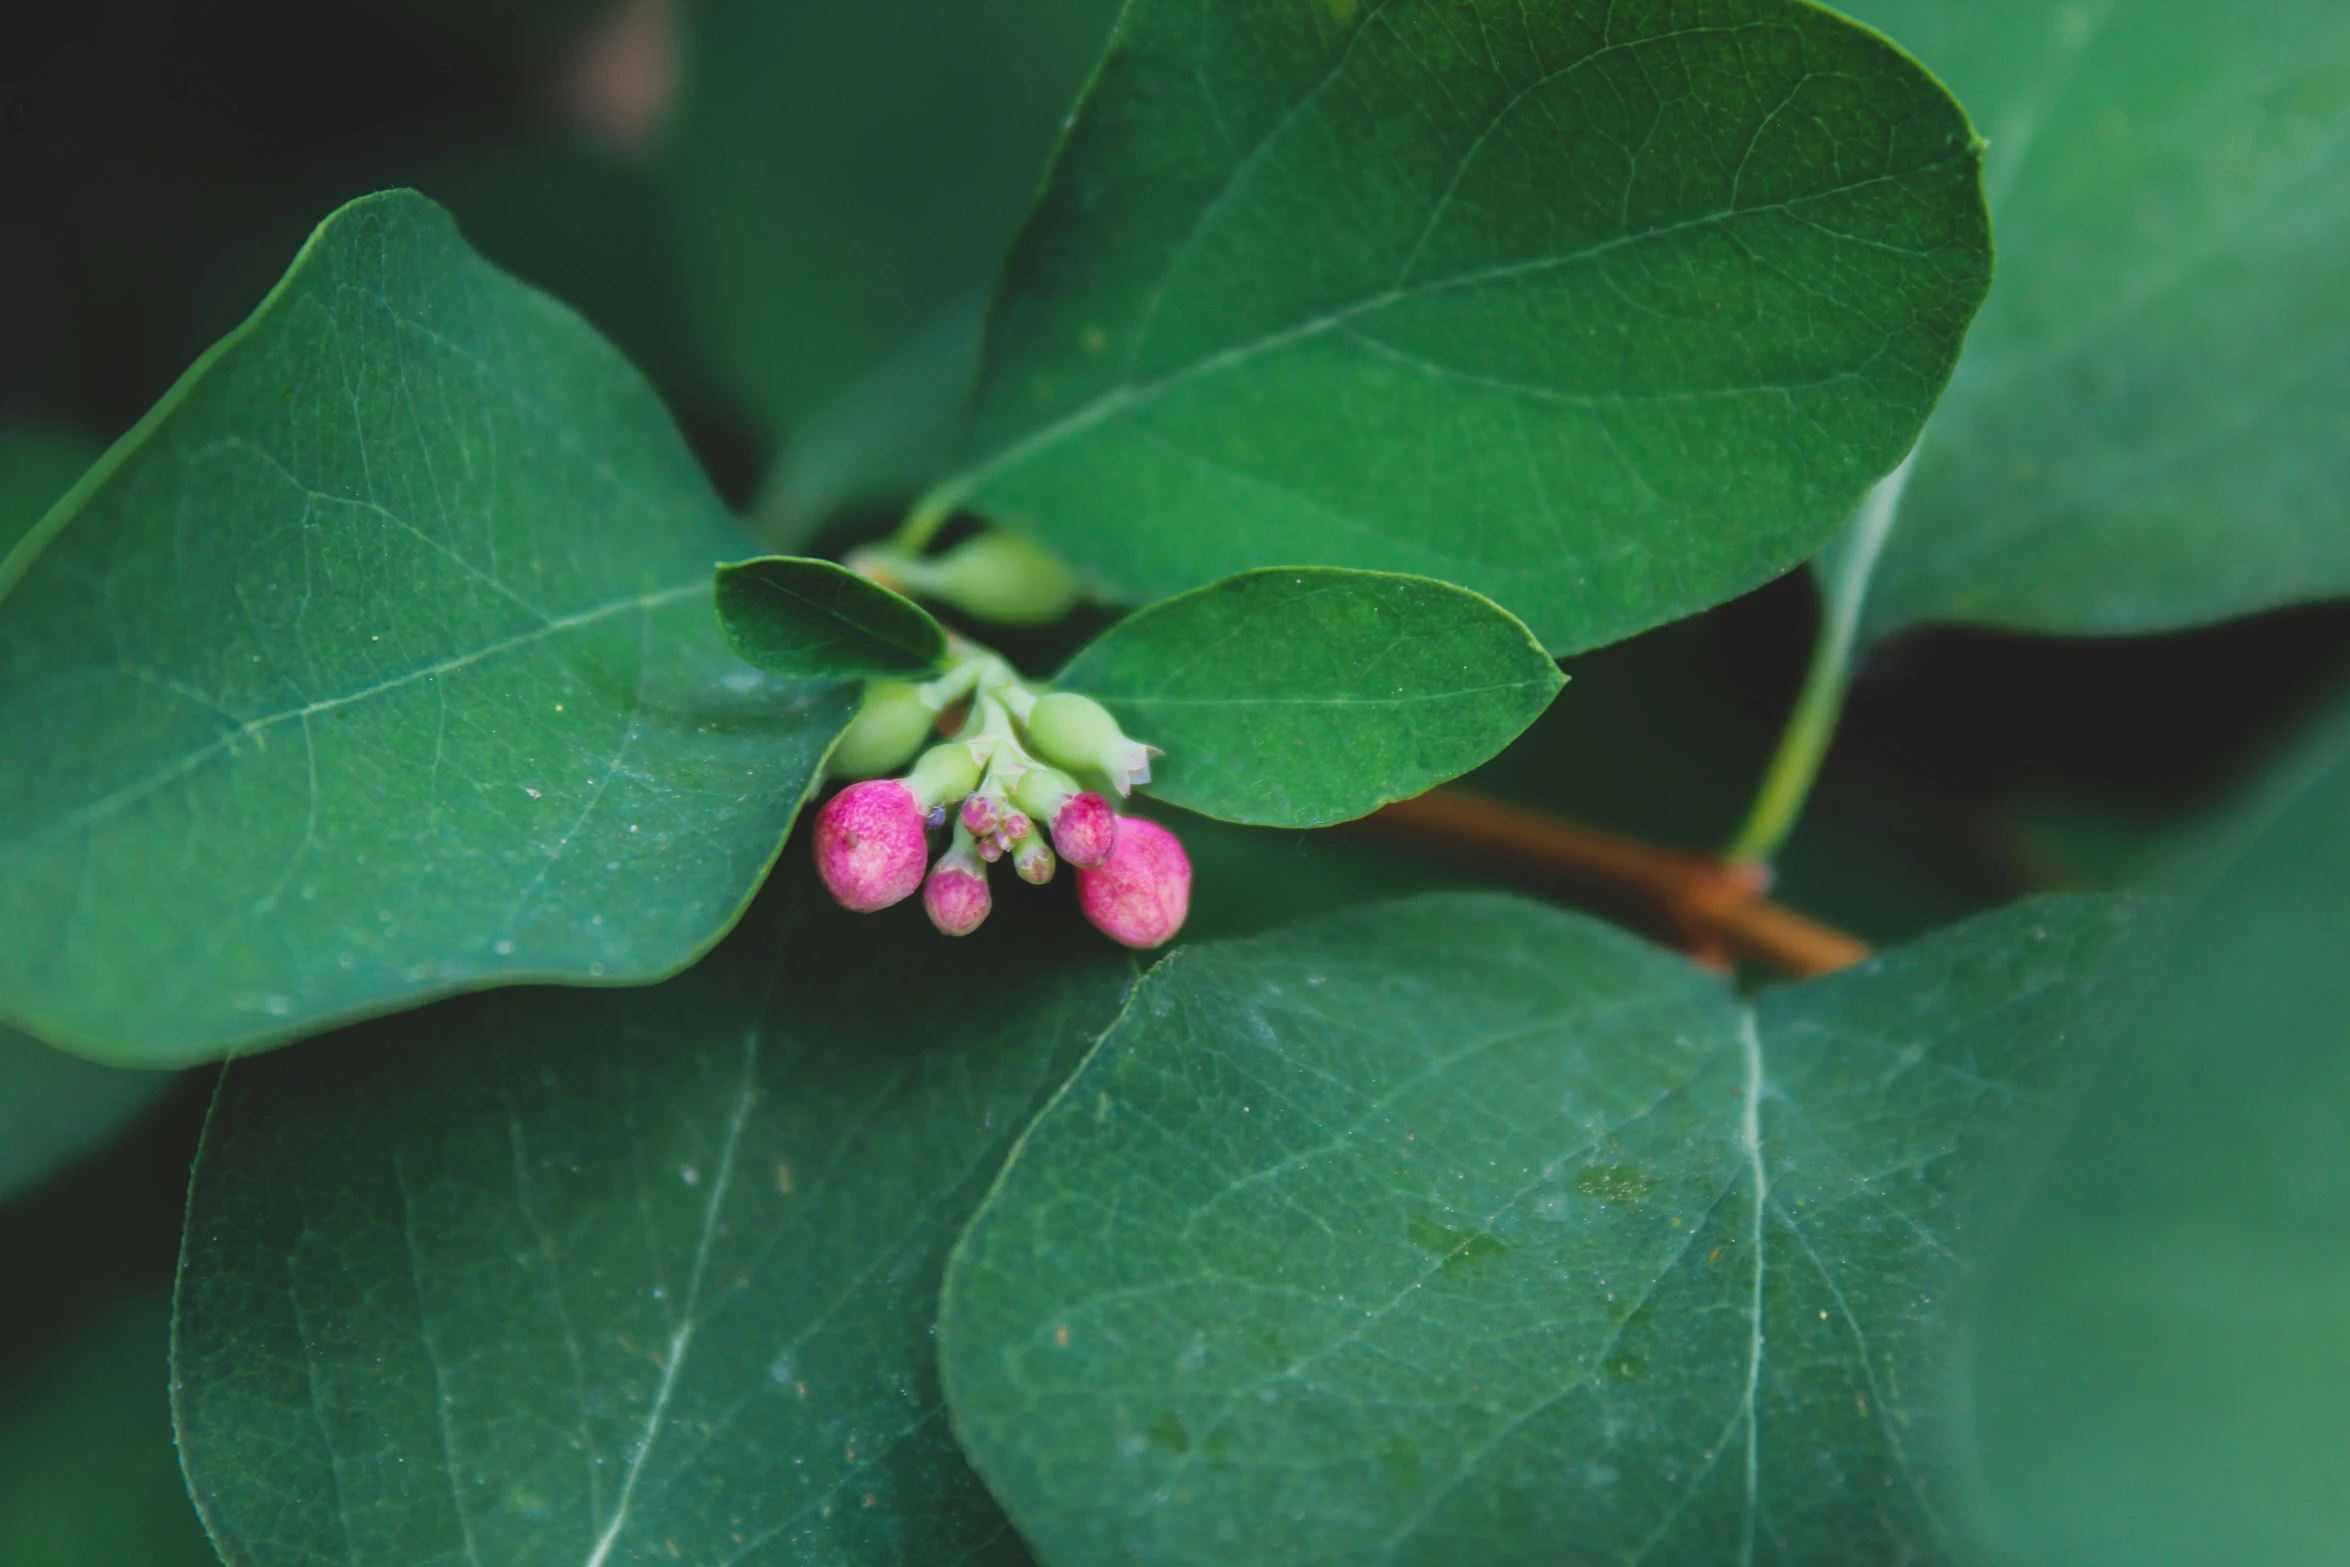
716,555 -> 949,680
172,882 -> 1135,1567
1056,569 -> 1563,826
1968,687 -> 2350,1565
1849,0 -> 2350,637
0,191 -> 854,1066
0,1027 -> 173,1206
943,0 -> 1992,654
940,891 -> 2137,1565
0,1296 -> 220,1567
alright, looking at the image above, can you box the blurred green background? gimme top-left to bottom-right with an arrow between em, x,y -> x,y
4,1 -> 2347,1562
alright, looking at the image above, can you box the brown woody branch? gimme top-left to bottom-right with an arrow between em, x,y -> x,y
1350,789 -> 1872,979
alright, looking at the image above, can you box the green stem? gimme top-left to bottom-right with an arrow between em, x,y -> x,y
895,481 -> 967,554
1725,453 -> 1915,866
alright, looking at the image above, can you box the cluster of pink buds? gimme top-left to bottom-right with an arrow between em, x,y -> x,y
812,655 -> 1189,948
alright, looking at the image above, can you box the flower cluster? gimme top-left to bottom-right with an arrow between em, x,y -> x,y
812,650 -> 1190,948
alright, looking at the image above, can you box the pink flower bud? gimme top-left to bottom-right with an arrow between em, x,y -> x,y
813,780 -> 929,912
1077,816 -> 1190,949
960,794 -> 1000,836
1000,810 -> 1031,842
977,834 -> 1004,863
1049,791 -> 1118,869
924,857 -> 992,937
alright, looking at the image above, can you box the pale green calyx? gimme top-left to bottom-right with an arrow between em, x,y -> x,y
1026,692 -> 1157,796
904,742 -> 982,811
829,679 -> 936,780
848,531 -> 1082,628
1012,765 -> 1081,824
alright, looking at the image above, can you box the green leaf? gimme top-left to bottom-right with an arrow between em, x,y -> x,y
0,1295 -> 220,1567
0,426 -> 99,561
0,1027 -> 173,1206
674,0 -> 1124,445
939,0 -> 1993,655
173,882 -> 1136,1567
1847,0 -> 2350,637
0,433 -> 181,1192
1056,569 -> 1564,826
1966,687 -> 2350,1565
716,556 -> 950,681
940,891 -> 2137,1565
0,191 -> 855,1067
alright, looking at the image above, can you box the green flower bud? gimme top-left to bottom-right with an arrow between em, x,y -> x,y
846,535 -> 1080,626
1012,765 -> 1080,824
921,532 -> 1082,626
905,742 -> 982,810
1025,692 -> 1157,795
828,680 -> 934,780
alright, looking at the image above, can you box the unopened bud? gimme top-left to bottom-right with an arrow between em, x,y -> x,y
904,743 -> 982,810
828,680 -> 934,780
1049,791 -> 1117,868
1077,816 -> 1190,949
813,780 -> 929,912
922,532 -> 1082,626
1012,831 -> 1056,886
1026,692 -> 1156,796
923,845 -> 992,937
960,794 -> 1001,837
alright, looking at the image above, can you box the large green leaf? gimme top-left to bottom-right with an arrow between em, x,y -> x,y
673,0 -> 1123,449
716,556 -> 949,682
0,191 -> 855,1067
1966,688 -> 2350,1565
0,426 -> 99,560
172,882 -> 1136,1567
1848,0 -> 2350,637
0,1295 -> 220,1567
0,1027 -> 173,1206
940,891 -> 2136,1565
1057,569 -> 1563,826
936,0 -> 1993,655
0,433 -> 177,1201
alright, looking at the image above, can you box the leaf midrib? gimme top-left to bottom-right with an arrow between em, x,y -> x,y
23,582 -> 704,844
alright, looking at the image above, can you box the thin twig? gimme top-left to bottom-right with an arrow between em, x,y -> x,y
1353,789 -> 1872,979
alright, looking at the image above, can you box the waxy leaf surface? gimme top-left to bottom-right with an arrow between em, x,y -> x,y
1849,0 -> 2350,637
174,883 -> 1136,1567
1967,689 -> 2350,1565
1056,569 -> 1563,826
941,891 -> 2135,1566
0,191 -> 854,1066
716,556 -> 948,682
946,0 -> 1992,654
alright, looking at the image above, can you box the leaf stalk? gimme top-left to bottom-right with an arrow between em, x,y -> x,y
1724,453 -> 1914,867
1357,790 -> 1871,978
